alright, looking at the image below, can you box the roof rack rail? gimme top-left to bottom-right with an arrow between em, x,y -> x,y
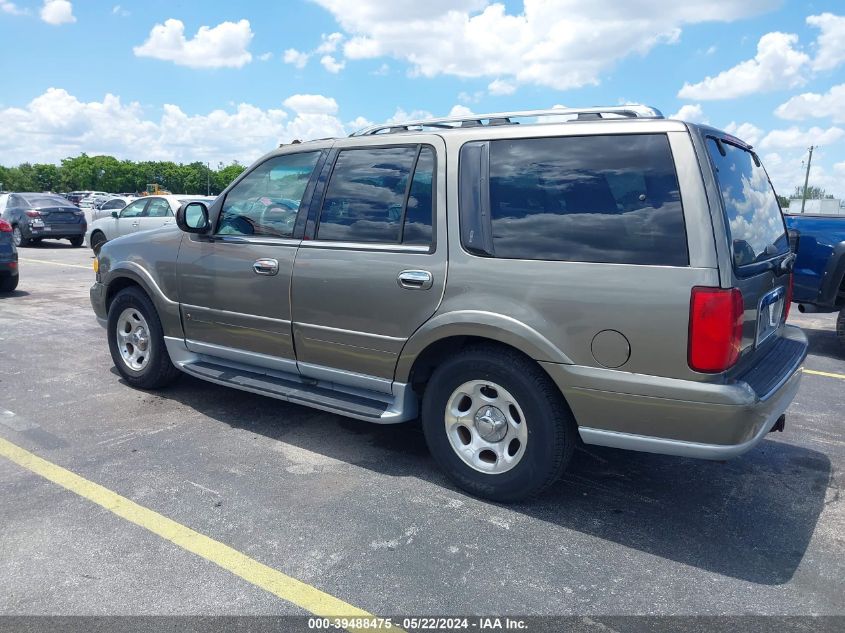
351,105 -> 664,136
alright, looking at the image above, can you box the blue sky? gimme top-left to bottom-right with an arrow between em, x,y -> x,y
1,1 -> 844,199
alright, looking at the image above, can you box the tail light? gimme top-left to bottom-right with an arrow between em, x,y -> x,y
25,209 -> 41,218
688,287 -> 744,373
0,219 -> 11,232
784,274 -> 793,321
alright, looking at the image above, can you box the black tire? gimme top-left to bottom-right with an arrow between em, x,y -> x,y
107,286 -> 181,389
12,225 -> 29,247
90,231 -> 106,255
421,345 -> 576,502
31,238 -> 42,245
0,275 -> 18,292
69,236 -> 84,248
837,307 -> 845,350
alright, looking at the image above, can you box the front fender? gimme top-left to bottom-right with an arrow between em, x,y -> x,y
394,310 -> 573,382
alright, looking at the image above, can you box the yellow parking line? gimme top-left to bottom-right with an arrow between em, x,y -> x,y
19,258 -> 91,270
804,368 -> 845,381
0,436 -> 399,631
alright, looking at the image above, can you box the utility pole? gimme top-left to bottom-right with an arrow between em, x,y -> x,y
800,145 -> 816,214
207,162 -> 210,196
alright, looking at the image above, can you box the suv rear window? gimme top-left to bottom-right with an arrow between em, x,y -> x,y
460,134 -> 688,265
705,138 -> 788,268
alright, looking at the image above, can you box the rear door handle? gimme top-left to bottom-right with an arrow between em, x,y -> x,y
253,258 -> 279,276
397,270 -> 433,290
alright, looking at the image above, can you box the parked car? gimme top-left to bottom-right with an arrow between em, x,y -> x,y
0,217 -> 19,292
2,192 -> 87,247
90,105 -> 807,502
85,195 -> 215,254
785,213 -> 845,347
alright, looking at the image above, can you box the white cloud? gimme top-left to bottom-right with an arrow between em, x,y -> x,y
320,55 -> 345,73
387,107 -> 434,124
678,32 -> 809,100
759,125 -> 845,151
311,0 -> 777,90
1,1 -> 27,15
134,18 -> 253,69
807,13 -> 845,72
669,104 -> 708,123
775,83 -> 845,124
448,105 -> 474,117
316,32 -> 344,54
112,4 -> 129,17
282,94 -> 339,115
0,88 -> 352,165
723,121 -> 765,147
257,52 -> 273,62
488,79 -> 516,96
40,0 -> 75,25
283,48 -> 309,69
347,116 -> 373,132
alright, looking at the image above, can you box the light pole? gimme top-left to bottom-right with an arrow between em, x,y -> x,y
800,145 -> 816,214
207,162 -> 210,196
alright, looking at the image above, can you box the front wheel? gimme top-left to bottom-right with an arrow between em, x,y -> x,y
421,345 -> 576,502
107,286 -> 181,389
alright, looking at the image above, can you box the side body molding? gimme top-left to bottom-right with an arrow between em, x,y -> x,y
394,310 -> 573,383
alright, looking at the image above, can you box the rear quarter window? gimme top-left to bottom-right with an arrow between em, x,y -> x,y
460,134 -> 689,266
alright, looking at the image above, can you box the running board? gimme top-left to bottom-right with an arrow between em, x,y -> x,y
164,338 -> 417,424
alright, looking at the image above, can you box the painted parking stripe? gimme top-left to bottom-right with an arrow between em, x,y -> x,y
804,368 -> 845,381
19,258 -> 91,270
0,435 -> 401,632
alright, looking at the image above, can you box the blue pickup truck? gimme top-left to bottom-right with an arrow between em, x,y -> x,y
784,213 -> 845,347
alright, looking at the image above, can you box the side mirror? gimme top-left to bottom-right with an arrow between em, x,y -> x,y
111,211 -> 119,219
176,201 -> 211,234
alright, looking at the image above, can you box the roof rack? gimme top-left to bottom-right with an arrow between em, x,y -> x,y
351,105 -> 664,136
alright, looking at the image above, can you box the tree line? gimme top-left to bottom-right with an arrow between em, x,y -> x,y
0,154 -> 247,196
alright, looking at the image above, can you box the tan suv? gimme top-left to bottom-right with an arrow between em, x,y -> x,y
90,105 -> 807,501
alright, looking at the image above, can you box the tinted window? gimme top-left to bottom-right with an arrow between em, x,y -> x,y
706,138 -> 788,267
22,194 -> 70,208
467,134 -> 687,265
402,147 -> 434,245
317,146 -> 417,243
218,152 -> 320,238
102,199 -> 126,210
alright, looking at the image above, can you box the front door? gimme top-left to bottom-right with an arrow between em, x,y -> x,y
176,150 -> 325,372
113,198 -> 149,238
135,197 -> 175,234
290,137 -> 447,391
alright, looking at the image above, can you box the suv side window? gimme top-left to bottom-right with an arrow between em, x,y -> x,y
218,151 -> 321,238
460,134 -> 688,266
119,199 -> 148,218
317,145 -> 433,245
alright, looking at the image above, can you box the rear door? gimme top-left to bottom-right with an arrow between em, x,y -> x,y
702,134 -> 794,371
290,136 -> 446,390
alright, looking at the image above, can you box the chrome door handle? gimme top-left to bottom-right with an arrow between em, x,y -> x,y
253,258 -> 279,276
397,270 -> 433,290
131,222 -> 139,227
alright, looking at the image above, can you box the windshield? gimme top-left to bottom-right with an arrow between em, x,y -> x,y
706,137 -> 788,268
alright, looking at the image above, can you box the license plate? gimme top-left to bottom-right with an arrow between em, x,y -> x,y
756,287 -> 786,346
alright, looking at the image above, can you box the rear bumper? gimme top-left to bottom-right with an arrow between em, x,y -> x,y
25,223 -> 86,239
0,249 -> 18,275
542,326 -> 808,460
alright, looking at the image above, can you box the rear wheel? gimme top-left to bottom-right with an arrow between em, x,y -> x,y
12,225 -> 29,247
107,286 -> 181,389
0,275 -> 18,292
421,345 -> 576,502
837,307 -> 845,349
90,231 -> 106,255
69,236 -> 84,248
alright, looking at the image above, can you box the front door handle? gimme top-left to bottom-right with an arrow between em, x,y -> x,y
397,270 -> 433,290
131,222 -> 140,227
253,258 -> 279,276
